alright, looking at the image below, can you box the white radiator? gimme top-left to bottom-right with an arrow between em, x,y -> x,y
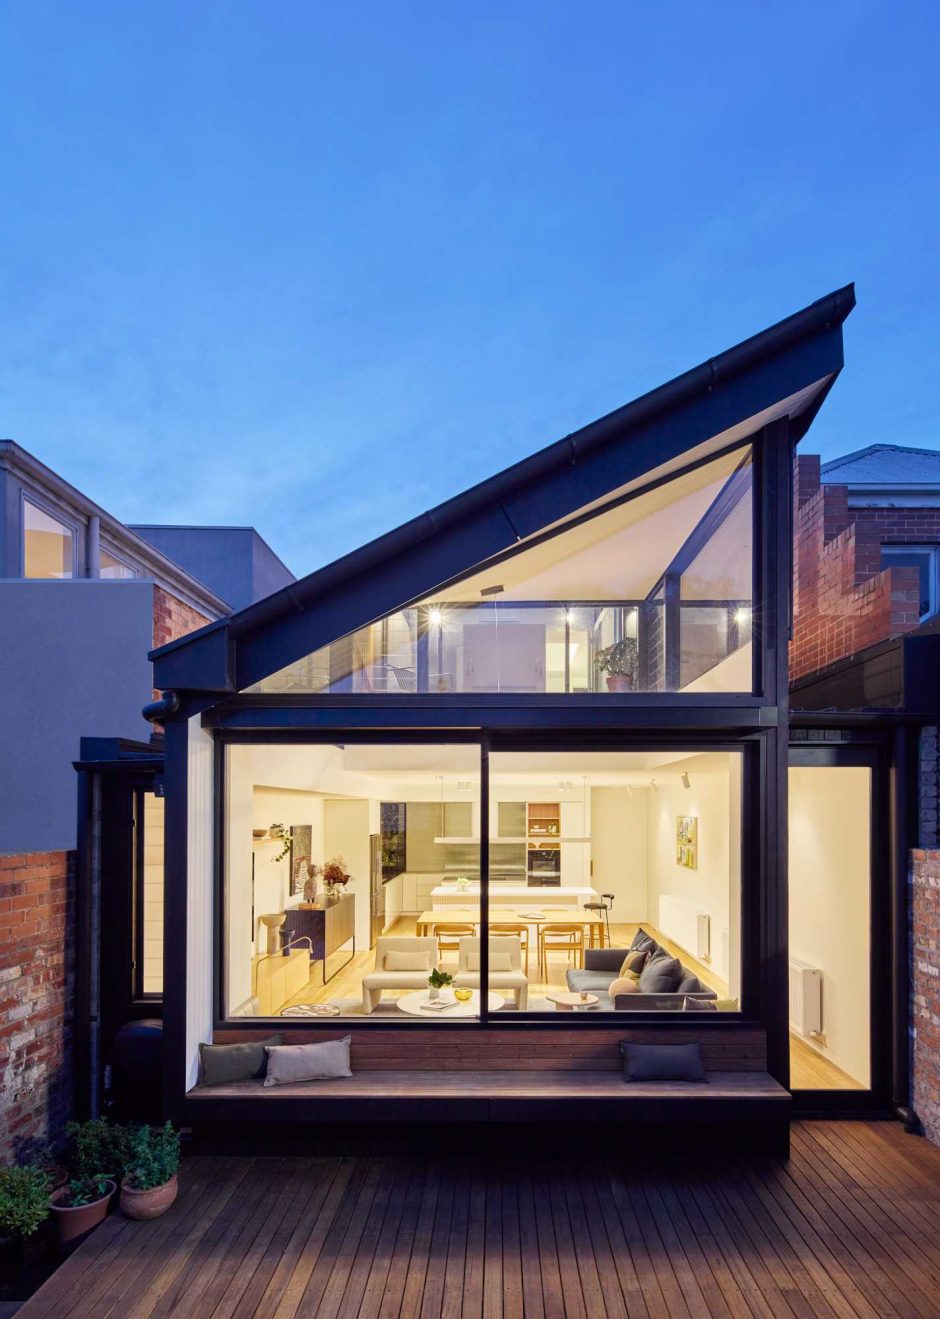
658,895 -> 710,961
789,958 -> 823,1036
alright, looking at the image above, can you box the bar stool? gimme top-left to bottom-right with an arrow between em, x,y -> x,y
582,894 -> 614,947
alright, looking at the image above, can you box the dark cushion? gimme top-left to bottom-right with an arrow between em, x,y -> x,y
629,928 -> 658,954
684,996 -> 717,1011
637,953 -> 683,993
676,972 -> 706,994
619,949 -> 649,976
199,1034 -> 283,1085
620,1042 -> 707,1082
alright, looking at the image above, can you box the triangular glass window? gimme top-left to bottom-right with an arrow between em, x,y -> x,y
247,444 -> 754,694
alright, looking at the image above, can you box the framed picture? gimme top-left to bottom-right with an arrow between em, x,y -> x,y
676,815 -> 698,869
290,824 -> 313,895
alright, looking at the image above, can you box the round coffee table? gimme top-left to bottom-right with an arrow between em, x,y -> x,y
546,991 -> 599,1012
396,989 -> 504,1017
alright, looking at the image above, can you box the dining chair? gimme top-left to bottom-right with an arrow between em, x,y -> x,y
538,923 -> 585,982
432,922 -> 476,960
489,921 -> 530,975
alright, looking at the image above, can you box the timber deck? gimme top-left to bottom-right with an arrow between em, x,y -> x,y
20,1120 -> 940,1318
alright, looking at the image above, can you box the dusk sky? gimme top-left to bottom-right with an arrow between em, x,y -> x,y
1,1 -> 937,578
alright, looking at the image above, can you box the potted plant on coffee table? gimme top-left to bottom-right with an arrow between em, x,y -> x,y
427,968 -> 453,1001
120,1123 -> 180,1220
49,1176 -> 115,1250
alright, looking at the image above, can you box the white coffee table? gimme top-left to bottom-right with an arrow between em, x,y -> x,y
395,989 -> 504,1017
546,991 -> 599,1012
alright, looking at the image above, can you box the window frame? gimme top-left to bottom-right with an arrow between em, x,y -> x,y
99,541 -> 141,581
879,543 -> 940,621
20,489 -> 80,580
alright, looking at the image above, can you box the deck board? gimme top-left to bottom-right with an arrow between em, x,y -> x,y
18,1121 -> 940,1319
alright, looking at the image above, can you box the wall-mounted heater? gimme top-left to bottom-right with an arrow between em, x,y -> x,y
788,958 -> 823,1036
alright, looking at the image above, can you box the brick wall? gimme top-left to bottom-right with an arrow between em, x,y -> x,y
0,851 -> 73,1162
152,583 -> 212,650
912,849 -> 940,1146
790,456 -> 923,680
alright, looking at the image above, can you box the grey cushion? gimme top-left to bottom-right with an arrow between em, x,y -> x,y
567,969 -> 620,994
637,953 -> 683,993
263,1036 -> 352,1086
676,972 -> 706,994
620,1042 -> 706,1081
684,995 -> 717,1011
199,1034 -> 283,1085
629,928 -> 658,954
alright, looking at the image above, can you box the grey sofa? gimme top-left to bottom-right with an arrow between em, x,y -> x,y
565,936 -> 718,1011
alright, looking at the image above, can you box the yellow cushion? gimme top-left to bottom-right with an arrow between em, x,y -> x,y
619,949 -> 648,976
715,997 -> 740,1012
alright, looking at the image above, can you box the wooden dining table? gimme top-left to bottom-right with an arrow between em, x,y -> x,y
415,906 -> 608,948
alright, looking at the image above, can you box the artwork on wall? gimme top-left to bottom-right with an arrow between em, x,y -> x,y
676,815 -> 698,869
290,825 -> 313,896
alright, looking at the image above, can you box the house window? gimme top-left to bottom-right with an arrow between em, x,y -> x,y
23,498 -> 75,579
880,544 -> 939,620
100,547 -> 139,580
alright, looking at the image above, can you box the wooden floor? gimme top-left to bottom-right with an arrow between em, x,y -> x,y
284,919 -> 862,1092
20,1121 -> 940,1318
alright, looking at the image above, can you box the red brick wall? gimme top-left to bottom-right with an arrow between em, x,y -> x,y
152,583 -> 212,650
912,849 -> 940,1147
790,456 -> 922,680
0,851 -> 73,1162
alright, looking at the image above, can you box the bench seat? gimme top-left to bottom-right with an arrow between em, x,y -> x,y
188,1068 -> 789,1124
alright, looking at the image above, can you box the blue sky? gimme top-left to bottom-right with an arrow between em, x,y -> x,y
1,1 -> 937,578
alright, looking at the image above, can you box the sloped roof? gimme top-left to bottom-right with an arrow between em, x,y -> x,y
821,444 -> 940,486
152,284 -> 855,697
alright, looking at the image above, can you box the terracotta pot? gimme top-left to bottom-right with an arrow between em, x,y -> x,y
120,1174 -> 178,1221
605,674 -> 634,692
49,1182 -> 115,1250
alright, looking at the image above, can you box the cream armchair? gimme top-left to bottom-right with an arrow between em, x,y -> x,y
361,936 -> 440,1015
454,936 -> 528,1010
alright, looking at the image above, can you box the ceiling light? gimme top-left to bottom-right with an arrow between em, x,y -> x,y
649,779 -> 658,792
681,772 -> 691,789
427,606 -> 442,628
734,607 -> 751,626
480,584 -> 504,597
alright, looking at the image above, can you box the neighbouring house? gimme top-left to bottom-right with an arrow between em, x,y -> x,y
0,440 -> 294,1161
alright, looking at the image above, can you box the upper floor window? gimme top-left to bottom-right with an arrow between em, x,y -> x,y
880,544 -> 939,621
23,499 -> 74,579
100,547 -> 139,580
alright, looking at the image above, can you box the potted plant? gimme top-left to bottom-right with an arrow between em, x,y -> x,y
49,1176 -> 115,1249
315,856 -> 352,899
0,1166 -> 52,1276
427,968 -> 453,1001
120,1123 -> 180,1220
64,1118 -> 129,1185
595,638 -> 639,692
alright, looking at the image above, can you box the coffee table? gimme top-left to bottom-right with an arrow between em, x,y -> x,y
396,989 -> 504,1017
546,991 -> 600,1012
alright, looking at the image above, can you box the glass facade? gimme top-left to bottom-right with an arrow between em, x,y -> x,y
247,445 -> 754,696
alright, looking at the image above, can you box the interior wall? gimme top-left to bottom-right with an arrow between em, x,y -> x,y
645,753 -> 733,983
323,797 -> 375,950
589,786 -> 648,920
253,785 -> 325,924
789,766 -> 871,1087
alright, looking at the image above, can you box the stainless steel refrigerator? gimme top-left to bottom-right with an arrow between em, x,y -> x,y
369,833 -> 383,948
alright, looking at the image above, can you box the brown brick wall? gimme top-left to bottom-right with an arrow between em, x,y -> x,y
152,583 -> 212,650
790,456 -> 923,680
0,850 -> 74,1162
912,849 -> 940,1146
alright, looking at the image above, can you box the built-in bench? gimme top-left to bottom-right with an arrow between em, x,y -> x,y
187,1027 -> 790,1153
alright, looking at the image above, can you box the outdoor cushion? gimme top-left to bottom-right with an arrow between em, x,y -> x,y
199,1034 -> 283,1085
384,951 -> 432,971
263,1037 -> 352,1086
637,953 -> 683,993
620,1042 -> 706,1082
607,976 -> 639,1000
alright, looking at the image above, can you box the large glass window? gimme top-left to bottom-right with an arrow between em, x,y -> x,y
23,498 -> 74,579
880,544 -> 939,621
248,445 -> 754,696
482,750 -> 742,1017
788,765 -> 871,1090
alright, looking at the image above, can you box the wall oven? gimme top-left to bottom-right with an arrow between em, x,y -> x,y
527,846 -> 561,886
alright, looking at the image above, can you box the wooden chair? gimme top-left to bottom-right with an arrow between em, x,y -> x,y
432,922 -> 476,960
538,923 -> 585,982
489,921 -> 530,975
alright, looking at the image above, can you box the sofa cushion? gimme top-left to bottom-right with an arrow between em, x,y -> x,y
629,928 -> 658,954
618,949 -> 649,976
684,995 -> 717,1011
676,972 -> 706,994
621,1041 -> 706,1082
465,952 -> 513,972
608,976 -> 639,1001
384,950 -> 432,972
199,1034 -> 283,1085
638,953 -> 683,993
263,1037 -> 352,1086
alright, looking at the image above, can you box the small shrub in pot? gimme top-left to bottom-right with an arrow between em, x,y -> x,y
64,1119 -> 129,1182
120,1123 -> 180,1220
49,1176 -> 115,1250
0,1167 -> 52,1241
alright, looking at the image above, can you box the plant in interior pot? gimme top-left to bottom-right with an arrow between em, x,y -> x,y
49,1176 -> 115,1249
427,968 -> 453,1001
120,1123 -> 180,1221
594,638 -> 639,692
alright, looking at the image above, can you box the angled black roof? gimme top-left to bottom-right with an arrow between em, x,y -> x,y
153,284 -> 855,696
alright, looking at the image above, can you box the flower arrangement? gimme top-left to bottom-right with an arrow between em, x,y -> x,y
311,856 -> 352,897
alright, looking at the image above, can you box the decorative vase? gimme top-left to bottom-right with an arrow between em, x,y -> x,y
259,912 -> 286,954
428,984 -> 440,1001
605,674 -> 634,692
120,1174 -> 178,1221
49,1181 -> 115,1251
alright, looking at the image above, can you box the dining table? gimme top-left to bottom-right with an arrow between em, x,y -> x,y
414,906 -> 608,948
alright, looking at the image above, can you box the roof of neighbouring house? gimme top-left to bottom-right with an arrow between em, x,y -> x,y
151,283 -> 856,698
821,444 -> 940,487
